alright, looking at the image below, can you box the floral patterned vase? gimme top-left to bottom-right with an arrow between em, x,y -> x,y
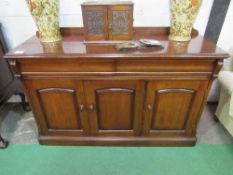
41,42 -> 64,54
26,0 -> 61,42
167,41 -> 189,54
169,0 -> 202,41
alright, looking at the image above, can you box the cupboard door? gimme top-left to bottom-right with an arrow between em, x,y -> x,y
82,5 -> 108,40
108,5 -> 133,40
142,80 -> 209,137
24,79 -> 89,136
84,80 -> 144,136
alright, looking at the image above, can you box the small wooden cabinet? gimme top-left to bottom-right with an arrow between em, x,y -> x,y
81,1 -> 134,40
5,27 -> 228,146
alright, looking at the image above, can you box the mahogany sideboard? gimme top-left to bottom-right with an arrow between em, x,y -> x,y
4,27 -> 229,146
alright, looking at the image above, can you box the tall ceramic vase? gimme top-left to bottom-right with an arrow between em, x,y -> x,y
169,0 -> 202,41
26,0 -> 61,42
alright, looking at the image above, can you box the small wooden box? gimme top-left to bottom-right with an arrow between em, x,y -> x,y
81,1 -> 134,41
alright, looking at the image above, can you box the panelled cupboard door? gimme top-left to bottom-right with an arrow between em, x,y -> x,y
142,80 -> 209,137
84,80 -> 145,136
108,5 -> 133,40
24,79 -> 89,136
82,5 -> 108,40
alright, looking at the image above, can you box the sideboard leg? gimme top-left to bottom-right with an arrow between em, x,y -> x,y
18,93 -> 31,112
0,135 -> 8,149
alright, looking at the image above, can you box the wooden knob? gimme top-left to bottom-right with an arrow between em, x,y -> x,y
80,104 -> 85,112
147,104 -> 153,111
109,22 -> 112,30
89,104 -> 94,111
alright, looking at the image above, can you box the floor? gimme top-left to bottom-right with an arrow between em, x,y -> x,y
0,103 -> 233,145
0,103 -> 38,144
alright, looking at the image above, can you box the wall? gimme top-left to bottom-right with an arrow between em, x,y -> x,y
0,0 -> 213,49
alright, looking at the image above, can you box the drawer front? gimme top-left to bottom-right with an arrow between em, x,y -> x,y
16,59 -> 215,77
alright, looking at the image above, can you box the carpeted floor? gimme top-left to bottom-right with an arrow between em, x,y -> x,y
0,144 -> 233,175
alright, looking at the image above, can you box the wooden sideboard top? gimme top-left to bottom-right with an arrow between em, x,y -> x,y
4,27 -> 229,60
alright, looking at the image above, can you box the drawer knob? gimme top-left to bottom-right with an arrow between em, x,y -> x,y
147,104 -> 153,111
88,104 -> 95,111
109,22 -> 112,30
80,104 -> 85,112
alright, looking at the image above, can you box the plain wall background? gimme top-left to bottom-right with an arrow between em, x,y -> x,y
0,0 -> 214,49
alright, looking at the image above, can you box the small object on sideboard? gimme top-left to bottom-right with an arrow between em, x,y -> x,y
169,0 -> 203,41
116,41 -> 140,51
81,1 -> 134,41
139,39 -> 163,48
26,0 -> 62,43
116,39 -> 163,51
